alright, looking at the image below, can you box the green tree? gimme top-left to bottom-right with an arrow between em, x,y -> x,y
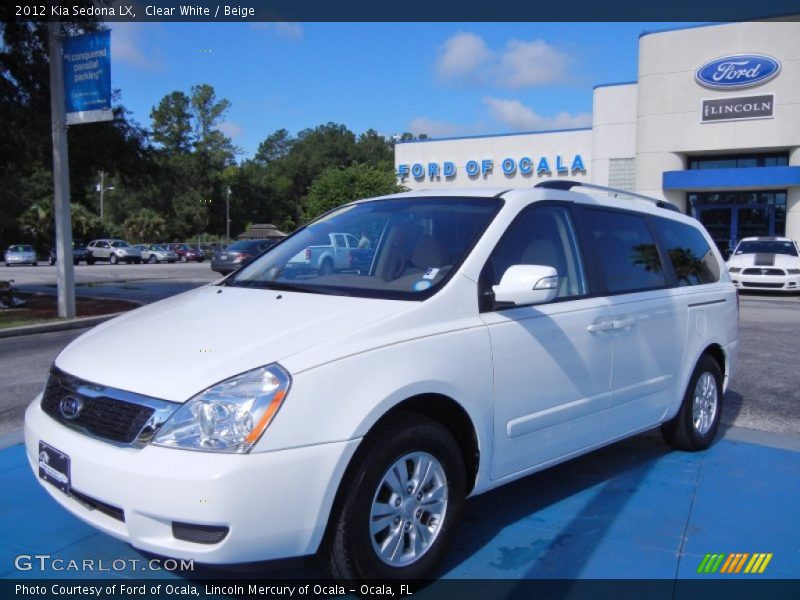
303,163 -> 404,222
123,208 -> 168,243
254,128 -> 293,164
150,91 -> 193,154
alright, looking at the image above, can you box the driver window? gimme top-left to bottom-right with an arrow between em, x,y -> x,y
485,206 -> 587,299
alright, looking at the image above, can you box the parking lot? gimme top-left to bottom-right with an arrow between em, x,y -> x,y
0,268 -> 798,581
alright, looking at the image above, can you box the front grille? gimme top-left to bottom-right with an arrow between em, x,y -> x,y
741,282 -> 784,289
742,268 -> 785,276
71,489 -> 126,522
41,367 -> 160,445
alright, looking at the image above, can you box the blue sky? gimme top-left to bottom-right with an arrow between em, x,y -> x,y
109,22 -> 700,159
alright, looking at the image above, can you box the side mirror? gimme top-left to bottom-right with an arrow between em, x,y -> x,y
492,265 -> 558,306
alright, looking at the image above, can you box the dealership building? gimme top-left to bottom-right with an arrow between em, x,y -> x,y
395,20 -> 800,253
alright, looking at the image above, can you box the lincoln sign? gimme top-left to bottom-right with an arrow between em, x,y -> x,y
701,95 -> 774,123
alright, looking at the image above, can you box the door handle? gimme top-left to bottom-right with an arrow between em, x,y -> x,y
588,320 -> 615,333
613,318 -> 638,330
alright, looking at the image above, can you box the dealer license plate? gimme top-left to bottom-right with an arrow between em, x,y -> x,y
38,441 -> 71,495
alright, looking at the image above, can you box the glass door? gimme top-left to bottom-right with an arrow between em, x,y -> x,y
736,206 -> 774,242
697,207 -> 734,256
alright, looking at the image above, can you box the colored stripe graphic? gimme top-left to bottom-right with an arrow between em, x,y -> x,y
699,552 -> 773,574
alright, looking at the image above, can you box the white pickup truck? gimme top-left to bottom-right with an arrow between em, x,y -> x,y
285,232 -> 361,276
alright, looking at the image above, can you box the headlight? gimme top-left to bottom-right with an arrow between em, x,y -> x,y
728,267 -> 740,273
153,364 -> 291,453
788,269 -> 800,275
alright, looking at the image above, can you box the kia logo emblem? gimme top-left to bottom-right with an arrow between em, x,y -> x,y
59,395 -> 83,420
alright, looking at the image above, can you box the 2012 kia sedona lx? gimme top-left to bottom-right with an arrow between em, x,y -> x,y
25,182 -> 738,579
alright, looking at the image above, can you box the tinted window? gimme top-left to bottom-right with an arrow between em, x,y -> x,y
655,218 -> 720,286
587,210 -> 666,293
486,206 -> 587,300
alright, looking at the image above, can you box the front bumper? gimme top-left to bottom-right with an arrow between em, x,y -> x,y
25,396 -> 359,563
730,273 -> 800,291
5,256 -> 36,264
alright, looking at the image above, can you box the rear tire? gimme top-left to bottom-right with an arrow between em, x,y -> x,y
318,259 -> 334,277
318,412 -> 466,580
180,255 -> 188,263
661,354 -> 723,451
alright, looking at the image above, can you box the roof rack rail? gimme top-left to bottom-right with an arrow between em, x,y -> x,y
535,180 -> 681,213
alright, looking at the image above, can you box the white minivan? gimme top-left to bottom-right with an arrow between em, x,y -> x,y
25,182 -> 738,579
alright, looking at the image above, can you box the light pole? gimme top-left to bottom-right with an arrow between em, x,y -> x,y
96,170 -> 115,221
226,186 -> 231,246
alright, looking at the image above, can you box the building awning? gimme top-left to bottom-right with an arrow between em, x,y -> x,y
663,166 -> 800,191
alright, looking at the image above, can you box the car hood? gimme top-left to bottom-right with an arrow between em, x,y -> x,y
728,253 -> 799,269
55,285 -> 412,403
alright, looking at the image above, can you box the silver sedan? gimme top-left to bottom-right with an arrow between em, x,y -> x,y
4,244 -> 38,266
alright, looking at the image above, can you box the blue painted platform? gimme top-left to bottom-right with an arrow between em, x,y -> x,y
1,430 -> 798,580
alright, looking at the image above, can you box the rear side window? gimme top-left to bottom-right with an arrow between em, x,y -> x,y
586,210 -> 666,293
655,218 -> 720,286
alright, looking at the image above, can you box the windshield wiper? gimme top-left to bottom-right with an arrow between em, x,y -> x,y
224,280 -> 347,295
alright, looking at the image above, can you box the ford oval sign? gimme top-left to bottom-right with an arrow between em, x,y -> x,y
696,54 -> 781,90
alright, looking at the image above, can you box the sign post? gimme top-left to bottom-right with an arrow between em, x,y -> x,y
47,27 -> 113,319
48,21 -> 76,319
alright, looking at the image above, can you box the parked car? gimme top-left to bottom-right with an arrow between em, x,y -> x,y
4,244 -> 37,266
86,239 -> 142,265
210,240 -> 272,275
169,244 -> 205,263
25,182 -> 738,579
726,236 -> 800,292
137,244 -> 178,264
49,239 -> 88,266
285,232 -> 360,277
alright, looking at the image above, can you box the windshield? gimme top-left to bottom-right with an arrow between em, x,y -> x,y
111,241 -> 131,248
735,240 -> 797,256
226,196 -> 502,300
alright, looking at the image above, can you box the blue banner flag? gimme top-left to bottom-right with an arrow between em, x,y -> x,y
62,30 -> 113,125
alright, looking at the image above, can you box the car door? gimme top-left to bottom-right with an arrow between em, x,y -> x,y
480,203 -> 615,480
581,208 -> 687,437
333,234 -> 349,269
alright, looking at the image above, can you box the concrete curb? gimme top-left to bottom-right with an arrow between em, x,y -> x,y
0,312 -> 123,339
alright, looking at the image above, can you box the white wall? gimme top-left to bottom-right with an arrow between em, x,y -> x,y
592,83 -> 637,187
636,20 -> 800,210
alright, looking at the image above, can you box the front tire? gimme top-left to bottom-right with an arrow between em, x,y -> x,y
148,255 -> 158,264
319,412 -> 466,580
109,254 -> 118,265
661,354 -> 723,451
180,255 -> 188,263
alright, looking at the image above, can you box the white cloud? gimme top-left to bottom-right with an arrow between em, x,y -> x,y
408,117 -> 470,138
218,121 -> 243,139
496,39 -> 569,88
484,97 -> 592,131
110,23 -> 165,72
435,32 -> 492,80
250,22 -> 304,41
435,32 -> 571,89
